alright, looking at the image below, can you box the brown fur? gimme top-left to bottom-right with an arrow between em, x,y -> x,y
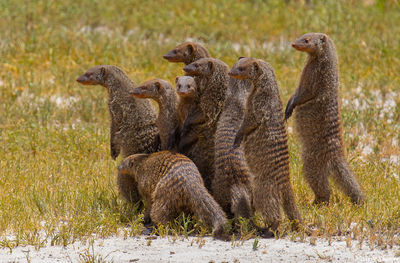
285,33 -> 365,205
130,79 -> 179,151
180,58 -> 230,190
163,42 -> 210,65
212,58 -> 253,219
230,58 -> 302,231
118,151 -> 228,238
76,65 -> 159,204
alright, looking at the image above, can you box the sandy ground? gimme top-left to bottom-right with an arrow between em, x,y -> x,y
0,236 -> 399,263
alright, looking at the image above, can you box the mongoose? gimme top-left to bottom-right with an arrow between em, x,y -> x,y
173,76 -> 200,149
163,42 -> 210,65
285,33 -> 365,205
230,57 -> 302,232
76,65 -> 159,204
130,79 -> 179,151
180,58 -> 230,190
118,151 -> 228,238
212,58 -> 253,219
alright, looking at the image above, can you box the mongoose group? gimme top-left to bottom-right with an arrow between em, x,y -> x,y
76,32 -> 365,239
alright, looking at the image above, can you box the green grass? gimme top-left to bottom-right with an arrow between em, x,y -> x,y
0,0 -> 399,248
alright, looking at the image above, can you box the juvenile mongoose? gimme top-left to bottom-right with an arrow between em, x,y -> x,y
163,42 -> 210,65
180,58 -> 230,190
173,76 -> 200,149
285,33 -> 365,205
230,57 -> 302,232
118,151 -> 228,238
130,79 -> 179,151
76,65 -> 159,204
212,58 -> 253,219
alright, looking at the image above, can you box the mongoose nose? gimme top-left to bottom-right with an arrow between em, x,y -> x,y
291,43 -> 296,48
129,88 -> 140,96
76,75 -> 85,83
183,64 -> 195,73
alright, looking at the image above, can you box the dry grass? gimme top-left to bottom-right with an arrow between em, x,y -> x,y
0,0 -> 399,249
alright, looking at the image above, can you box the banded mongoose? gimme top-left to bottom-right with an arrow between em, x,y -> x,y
180,58 -> 230,190
230,57 -> 302,232
76,65 -> 159,204
118,151 -> 228,238
163,42 -> 210,65
285,33 -> 365,205
173,76 -> 200,149
212,58 -> 253,219
130,79 -> 179,151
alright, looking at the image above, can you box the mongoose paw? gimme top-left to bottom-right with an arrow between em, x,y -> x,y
257,228 -> 276,239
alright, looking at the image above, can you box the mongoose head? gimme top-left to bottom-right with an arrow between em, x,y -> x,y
291,33 -> 330,55
175,76 -> 197,97
228,57 -> 262,80
163,42 -> 210,65
76,65 -> 108,86
183,58 -> 225,77
118,154 -> 149,180
129,79 -> 173,101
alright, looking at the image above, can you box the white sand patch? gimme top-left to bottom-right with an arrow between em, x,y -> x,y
49,95 -> 79,109
0,236 -> 398,263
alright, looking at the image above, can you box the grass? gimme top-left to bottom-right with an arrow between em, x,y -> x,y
0,0 -> 399,249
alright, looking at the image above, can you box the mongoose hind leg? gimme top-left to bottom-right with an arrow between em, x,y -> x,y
252,180 -> 282,231
331,156 -> 365,205
303,155 -> 331,205
230,185 -> 252,219
150,197 -> 179,226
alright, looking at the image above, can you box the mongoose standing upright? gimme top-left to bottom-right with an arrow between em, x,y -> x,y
212,58 -> 253,219
130,79 -> 179,151
118,151 -> 228,238
230,57 -> 302,232
163,42 -> 210,65
76,65 -> 159,204
285,33 -> 365,205
173,76 -> 200,149
180,58 -> 230,190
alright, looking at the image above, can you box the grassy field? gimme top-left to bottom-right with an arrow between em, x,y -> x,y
0,0 -> 399,250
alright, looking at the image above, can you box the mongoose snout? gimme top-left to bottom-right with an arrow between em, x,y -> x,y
183,63 -> 201,76
76,66 -> 105,85
163,42 -> 210,65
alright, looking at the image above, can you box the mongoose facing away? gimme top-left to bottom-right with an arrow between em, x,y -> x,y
130,79 -> 179,151
118,151 -> 228,238
76,65 -> 159,204
180,58 -> 230,190
163,42 -> 210,65
285,33 -> 365,205
230,57 -> 302,232
212,58 -> 253,220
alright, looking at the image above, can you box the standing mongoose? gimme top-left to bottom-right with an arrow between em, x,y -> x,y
180,58 -> 230,190
118,151 -> 228,239
76,65 -> 159,204
163,42 -> 210,65
230,57 -> 302,233
285,33 -> 365,205
173,76 -> 200,149
130,79 -> 179,151
212,58 -> 253,220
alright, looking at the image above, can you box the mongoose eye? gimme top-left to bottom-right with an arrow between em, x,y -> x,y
304,39 -> 310,44
238,67 -> 243,72
178,84 -> 181,89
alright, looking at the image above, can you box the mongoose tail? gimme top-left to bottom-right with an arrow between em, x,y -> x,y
163,42 -> 210,65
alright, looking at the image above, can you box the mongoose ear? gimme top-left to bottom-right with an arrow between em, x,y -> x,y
186,43 -> 194,55
175,76 -> 179,84
99,66 -> 106,78
155,81 -> 162,91
207,61 -> 214,71
253,61 -> 260,72
238,56 -> 246,60
320,34 -> 327,43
